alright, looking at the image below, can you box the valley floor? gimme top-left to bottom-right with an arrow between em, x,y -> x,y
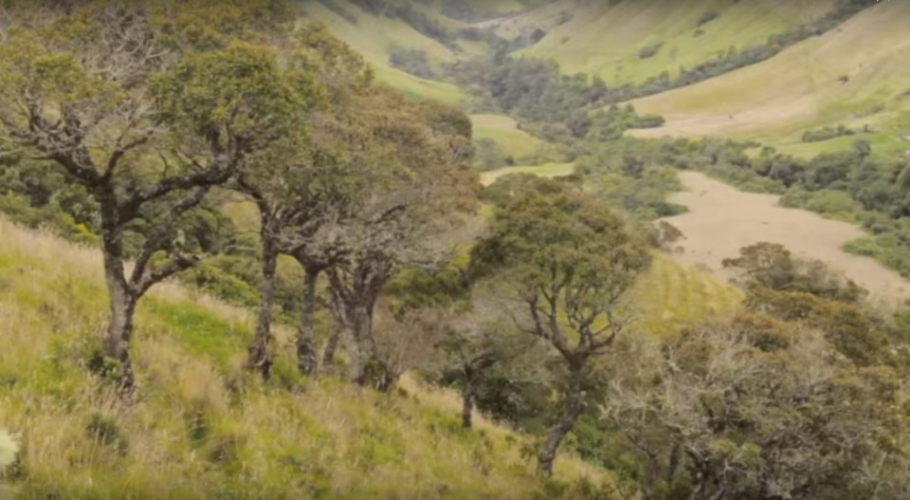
662,171 -> 910,310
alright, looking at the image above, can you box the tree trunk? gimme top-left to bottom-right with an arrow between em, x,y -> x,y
248,238 -> 277,380
103,258 -> 138,397
99,205 -> 137,399
347,302 -> 374,386
538,361 -> 585,476
461,373 -> 475,429
297,266 -> 319,377
322,316 -> 342,367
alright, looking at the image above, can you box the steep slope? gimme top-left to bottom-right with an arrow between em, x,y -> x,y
628,0 -> 910,157
0,218 -> 612,499
298,0 -> 466,105
514,0 -> 835,86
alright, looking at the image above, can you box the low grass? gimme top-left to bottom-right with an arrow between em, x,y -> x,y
471,114 -> 546,159
0,218 -> 616,499
517,0 -> 835,86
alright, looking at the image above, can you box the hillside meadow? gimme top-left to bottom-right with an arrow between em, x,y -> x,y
0,217 -> 616,499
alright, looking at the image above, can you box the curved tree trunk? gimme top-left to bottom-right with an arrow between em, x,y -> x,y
248,237 -> 277,380
297,266 -> 320,377
538,361 -> 585,476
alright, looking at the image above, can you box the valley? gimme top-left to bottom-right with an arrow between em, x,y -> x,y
2,1 -> 910,498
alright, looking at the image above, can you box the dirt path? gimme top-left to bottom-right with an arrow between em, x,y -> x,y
660,171 -> 910,309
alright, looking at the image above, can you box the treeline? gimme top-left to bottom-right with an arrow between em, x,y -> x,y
0,1 -> 479,399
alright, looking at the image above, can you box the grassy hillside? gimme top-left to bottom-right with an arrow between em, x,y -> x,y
298,1 -> 466,105
471,114 -> 546,159
629,254 -> 743,337
515,0 -> 835,86
0,218 -> 615,499
628,0 -> 910,157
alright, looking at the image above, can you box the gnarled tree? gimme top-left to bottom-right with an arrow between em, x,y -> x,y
471,177 -> 651,475
317,90 -> 479,386
0,1 -> 298,395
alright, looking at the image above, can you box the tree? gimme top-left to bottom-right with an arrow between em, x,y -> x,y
0,1 -> 296,395
722,242 -> 867,303
604,317 -> 910,500
318,90 -> 479,386
437,313 -> 550,429
234,22 -> 373,380
471,177 -> 651,475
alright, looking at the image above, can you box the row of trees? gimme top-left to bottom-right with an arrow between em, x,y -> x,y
0,1 -> 646,479
0,1 -> 479,398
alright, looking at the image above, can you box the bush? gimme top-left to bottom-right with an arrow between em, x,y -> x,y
388,46 -> 436,79
801,124 -> 856,143
696,10 -> 719,26
637,42 -> 662,60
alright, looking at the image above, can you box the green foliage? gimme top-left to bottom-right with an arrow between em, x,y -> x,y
473,178 -> 651,295
722,242 -> 868,303
150,41 -> 316,144
388,46 -> 437,79
801,124 -> 857,143
603,314 -> 910,500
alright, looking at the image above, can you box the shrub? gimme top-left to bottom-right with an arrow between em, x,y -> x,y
801,124 -> 855,143
638,42 -> 662,59
388,46 -> 436,79
696,10 -> 719,27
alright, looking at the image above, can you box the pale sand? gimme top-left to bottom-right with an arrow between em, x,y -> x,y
660,171 -> 910,309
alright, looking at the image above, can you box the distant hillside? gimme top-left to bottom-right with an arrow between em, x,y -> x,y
628,0 -> 910,157
298,0 -> 468,104
512,0 -> 837,86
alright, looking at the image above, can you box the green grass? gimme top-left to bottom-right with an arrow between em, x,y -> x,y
480,162 -> 576,186
300,0 -> 456,69
517,0 -> 835,86
629,1 -> 910,151
471,114 -> 546,159
628,254 -> 743,337
299,1 -> 467,106
372,64 -> 465,106
0,217 -> 617,499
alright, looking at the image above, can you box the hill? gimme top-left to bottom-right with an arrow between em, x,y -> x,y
298,0 -> 468,105
512,0 -> 836,86
0,217 -> 613,499
628,0 -> 910,157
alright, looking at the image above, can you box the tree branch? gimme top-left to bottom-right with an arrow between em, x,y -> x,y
129,186 -> 209,289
